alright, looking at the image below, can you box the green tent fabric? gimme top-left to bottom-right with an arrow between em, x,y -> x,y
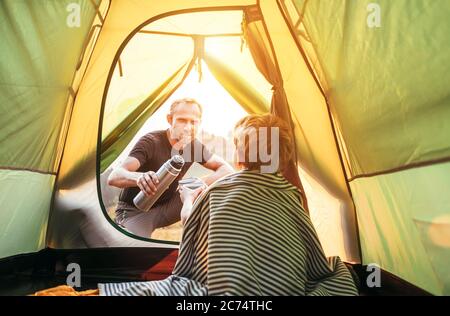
351,162 -> 450,295
0,0 -> 100,258
0,170 -> 54,258
288,0 -> 450,176
241,6 -> 309,208
0,0 -> 99,173
280,0 -> 450,295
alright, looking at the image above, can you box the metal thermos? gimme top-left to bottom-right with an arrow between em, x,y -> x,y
133,155 -> 185,211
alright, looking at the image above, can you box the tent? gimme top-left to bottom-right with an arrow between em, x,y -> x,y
0,0 -> 449,296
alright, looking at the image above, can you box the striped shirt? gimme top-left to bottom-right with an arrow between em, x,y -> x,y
99,171 -> 358,296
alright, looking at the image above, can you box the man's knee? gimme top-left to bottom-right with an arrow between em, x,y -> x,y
153,196 -> 183,228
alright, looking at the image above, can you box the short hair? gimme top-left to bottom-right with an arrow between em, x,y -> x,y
169,98 -> 203,118
233,114 -> 294,172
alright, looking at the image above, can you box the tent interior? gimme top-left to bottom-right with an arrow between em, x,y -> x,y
1,0 -> 449,296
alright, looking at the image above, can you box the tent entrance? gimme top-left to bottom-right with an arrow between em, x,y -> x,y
101,62 -> 268,241
99,9 -> 274,173
98,9 -> 276,241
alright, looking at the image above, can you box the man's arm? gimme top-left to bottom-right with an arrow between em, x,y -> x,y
107,157 -> 158,196
201,154 -> 234,186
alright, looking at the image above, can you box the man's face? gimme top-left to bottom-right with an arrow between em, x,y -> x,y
167,102 -> 201,145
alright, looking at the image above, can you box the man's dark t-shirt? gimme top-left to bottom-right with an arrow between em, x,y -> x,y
118,129 -> 213,209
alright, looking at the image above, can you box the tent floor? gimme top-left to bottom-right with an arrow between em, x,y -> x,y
0,275 -> 101,296
0,248 -> 431,296
0,247 -> 178,296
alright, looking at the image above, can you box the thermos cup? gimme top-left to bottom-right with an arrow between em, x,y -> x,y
133,155 -> 185,211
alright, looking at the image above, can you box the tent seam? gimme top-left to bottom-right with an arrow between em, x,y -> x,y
0,166 -> 57,176
348,156 -> 450,182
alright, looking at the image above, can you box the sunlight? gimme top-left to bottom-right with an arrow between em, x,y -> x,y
138,61 -> 248,137
110,62 -> 249,168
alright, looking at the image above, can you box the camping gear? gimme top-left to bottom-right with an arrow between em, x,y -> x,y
133,155 -> 185,211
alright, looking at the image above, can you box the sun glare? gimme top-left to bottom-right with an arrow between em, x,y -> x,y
142,61 -> 248,137
110,62 -> 249,168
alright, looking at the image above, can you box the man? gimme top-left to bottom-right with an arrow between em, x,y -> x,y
107,98 -> 234,237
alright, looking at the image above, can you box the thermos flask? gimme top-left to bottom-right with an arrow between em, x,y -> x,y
133,155 -> 185,211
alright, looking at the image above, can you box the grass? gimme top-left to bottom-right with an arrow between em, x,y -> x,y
151,222 -> 183,241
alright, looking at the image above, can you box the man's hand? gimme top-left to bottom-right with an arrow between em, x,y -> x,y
137,171 -> 159,196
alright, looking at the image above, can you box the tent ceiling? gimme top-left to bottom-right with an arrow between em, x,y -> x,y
142,10 -> 244,36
